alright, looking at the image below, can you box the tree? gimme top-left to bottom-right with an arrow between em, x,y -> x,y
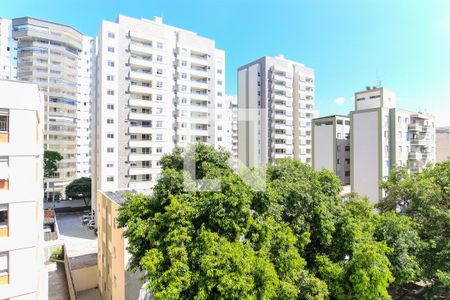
65,177 -> 91,206
378,161 -> 450,297
118,145 -> 396,299
44,150 -> 63,178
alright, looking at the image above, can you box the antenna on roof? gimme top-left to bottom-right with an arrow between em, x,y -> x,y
376,70 -> 382,88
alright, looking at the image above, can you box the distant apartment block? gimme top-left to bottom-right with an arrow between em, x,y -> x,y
0,80 -> 47,299
3,17 -> 95,199
93,15 -> 227,206
312,115 -> 351,185
237,55 -> 315,168
351,87 -> 435,203
226,95 -> 238,169
0,18 -> 17,80
436,127 -> 450,163
97,190 -> 150,300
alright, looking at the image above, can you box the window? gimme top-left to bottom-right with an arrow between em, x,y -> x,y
142,134 -> 151,140
156,81 -> 163,88
181,85 -> 187,92
108,32 -> 115,39
107,176 -> 114,182
156,69 -> 163,75
217,125 -> 222,130
107,147 -> 114,153
345,158 -> 350,164
398,146 -> 402,153
0,205 -> 8,237
107,133 -> 114,139
218,137 -> 222,142
107,104 -> 114,110
107,119 -> 114,124
130,148 -> 136,153
130,134 -> 137,140
181,73 -> 187,79
107,46 -> 115,53
217,69 -> 222,74
156,55 -> 163,62
181,60 -> 187,67
0,110 -> 9,133
217,103 -> 222,108
181,98 -> 187,104
156,95 -> 163,101
337,133 -> 341,139
142,148 -> 151,154
345,171 -> 350,176
156,134 -> 163,141
345,146 -> 350,151
130,175 -> 137,181
106,163 -> 114,168
217,92 -> 223,96
337,159 -> 340,164
398,116 -> 402,123
143,174 -> 151,181
156,121 -> 163,127
0,252 -> 8,283
107,75 -> 114,81
156,147 -> 163,153
157,42 -> 163,49
107,89 -> 114,95
217,80 -> 222,85
398,131 -> 402,138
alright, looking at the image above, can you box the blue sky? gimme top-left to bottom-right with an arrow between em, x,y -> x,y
3,0 -> 450,125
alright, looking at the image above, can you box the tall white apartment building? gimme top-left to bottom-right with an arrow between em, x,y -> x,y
312,115 -> 351,185
436,127 -> 450,163
0,80 -> 47,299
9,17 -> 94,199
224,95 -> 238,169
93,15 -> 226,204
0,18 -> 17,80
351,87 -> 435,203
237,55 -> 315,168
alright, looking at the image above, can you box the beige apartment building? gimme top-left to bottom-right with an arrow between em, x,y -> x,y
93,15 -> 227,208
237,55 -> 315,168
436,127 -> 450,163
0,80 -> 46,299
9,17 -> 94,199
97,190 -> 150,300
312,115 -> 351,185
351,87 -> 435,203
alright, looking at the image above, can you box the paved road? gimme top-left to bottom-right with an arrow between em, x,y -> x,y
56,212 -> 97,257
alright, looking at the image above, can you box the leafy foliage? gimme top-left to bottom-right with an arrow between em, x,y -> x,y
44,150 -> 63,178
378,161 -> 450,296
118,144 -> 404,299
65,177 -> 91,206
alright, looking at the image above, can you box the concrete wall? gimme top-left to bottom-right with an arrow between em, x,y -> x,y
72,266 -> 98,292
436,131 -> 450,163
313,123 -> 334,171
351,110 -> 380,203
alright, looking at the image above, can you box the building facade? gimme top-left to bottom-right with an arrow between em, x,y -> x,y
312,115 -> 351,185
0,18 -> 17,80
97,190 -> 150,300
9,17 -> 94,199
351,87 -> 435,203
93,15 -> 226,206
436,127 -> 450,163
237,55 -> 315,168
0,80 -> 46,300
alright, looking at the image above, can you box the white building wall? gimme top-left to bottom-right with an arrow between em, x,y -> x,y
93,15 -> 227,207
313,123 -> 334,171
0,80 -> 46,300
0,18 -> 16,80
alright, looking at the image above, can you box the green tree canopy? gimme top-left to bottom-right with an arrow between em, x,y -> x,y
118,144 -> 397,299
378,162 -> 450,297
65,177 -> 91,206
44,150 -> 63,178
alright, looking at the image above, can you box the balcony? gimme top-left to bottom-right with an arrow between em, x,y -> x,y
408,124 -> 422,132
129,70 -> 153,82
129,84 -> 153,95
129,154 -> 153,161
422,125 -> 433,132
129,112 -> 153,121
129,43 -> 153,56
408,151 -> 423,160
190,79 -> 209,89
191,91 -> 209,101
129,57 -> 153,68
129,126 -> 153,134
410,139 -> 429,146
190,67 -> 208,77
129,140 -> 153,148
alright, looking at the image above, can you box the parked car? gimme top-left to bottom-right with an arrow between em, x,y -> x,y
88,219 -> 96,230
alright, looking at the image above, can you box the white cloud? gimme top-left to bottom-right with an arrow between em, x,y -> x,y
334,97 -> 345,105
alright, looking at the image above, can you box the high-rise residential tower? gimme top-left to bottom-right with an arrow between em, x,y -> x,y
0,80 -> 46,300
350,87 -> 436,203
10,17 -> 94,199
237,55 -> 315,168
93,15 -> 226,205
312,115 -> 351,185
